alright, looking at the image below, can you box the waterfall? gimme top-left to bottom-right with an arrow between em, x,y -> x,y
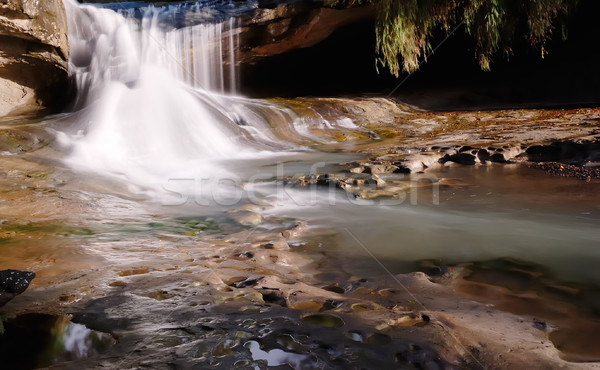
66,1 -> 240,108
57,0 -> 358,202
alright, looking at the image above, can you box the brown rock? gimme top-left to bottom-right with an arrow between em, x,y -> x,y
239,3 -> 374,63
0,0 -> 70,119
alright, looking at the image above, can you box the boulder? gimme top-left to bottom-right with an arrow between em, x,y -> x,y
476,149 -> 490,163
0,0 -> 69,119
0,269 -> 35,307
489,153 -> 507,163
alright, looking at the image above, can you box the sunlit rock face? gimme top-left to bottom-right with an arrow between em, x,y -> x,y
0,0 -> 70,119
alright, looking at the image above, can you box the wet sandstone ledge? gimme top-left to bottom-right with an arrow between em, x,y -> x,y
2,211 -> 599,368
272,98 -> 600,201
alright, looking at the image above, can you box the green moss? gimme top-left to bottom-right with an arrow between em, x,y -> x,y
146,217 -> 219,236
0,221 -> 95,238
0,131 -> 25,151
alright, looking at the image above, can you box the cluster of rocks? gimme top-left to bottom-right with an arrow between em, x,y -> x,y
517,141 -> 600,180
282,138 -> 599,201
438,145 -> 511,165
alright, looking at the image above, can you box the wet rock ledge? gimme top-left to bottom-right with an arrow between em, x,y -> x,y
0,0 -> 69,120
270,98 -> 600,200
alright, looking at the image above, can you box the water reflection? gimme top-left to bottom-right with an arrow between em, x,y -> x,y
246,340 -> 320,368
0,314 -> 115,369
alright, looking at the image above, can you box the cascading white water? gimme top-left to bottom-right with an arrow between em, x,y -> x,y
62,0 -> 271,199
67,0 -> 240,107
58,0 -> 360,202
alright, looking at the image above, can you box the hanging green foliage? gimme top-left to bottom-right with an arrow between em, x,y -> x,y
347,0 -> 580,76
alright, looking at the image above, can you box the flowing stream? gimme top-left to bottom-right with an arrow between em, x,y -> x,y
1,0 -> 599,367
55,0 -> 358,203
45,0 -> 599,285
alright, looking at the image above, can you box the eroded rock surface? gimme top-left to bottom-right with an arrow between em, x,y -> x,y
0,100 -> 599,368
0,0 -> 69,119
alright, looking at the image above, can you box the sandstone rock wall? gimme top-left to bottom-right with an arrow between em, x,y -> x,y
0,0 -> 69,119
239,2 -> 375,64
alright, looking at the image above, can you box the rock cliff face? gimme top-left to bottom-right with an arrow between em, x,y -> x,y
238,2 -> 375,64
0,0 -> 69,119
236,1 -> 384,97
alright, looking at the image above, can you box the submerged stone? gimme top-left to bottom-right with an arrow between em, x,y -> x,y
119,267 -> 153,276
322,284 -> 345,294
212,339 -> 239,358
300,313 -> 345,328
387,314 -> 427,327
366,333 -> 392,345
139,290 -> 175,301
350,303 -> 375,311
290,300 -> 325,312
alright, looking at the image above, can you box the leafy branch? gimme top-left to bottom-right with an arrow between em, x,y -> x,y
347,0 -> 580,76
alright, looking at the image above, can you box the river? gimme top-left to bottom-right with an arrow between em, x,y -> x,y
0,1 -> 599,368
